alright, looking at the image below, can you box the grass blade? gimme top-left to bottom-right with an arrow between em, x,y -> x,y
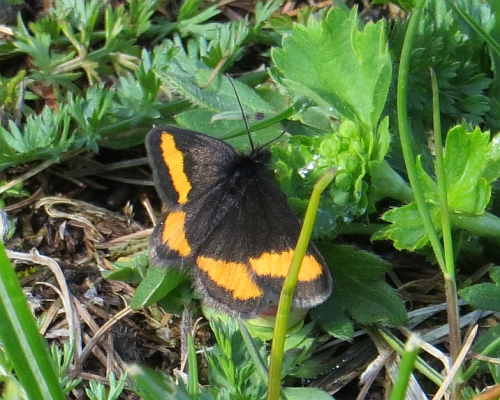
0,242 -> 65,400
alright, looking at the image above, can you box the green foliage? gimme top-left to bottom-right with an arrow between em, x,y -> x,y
131,267 -> 189,311
102,252 -> 150,283
127,318 -> 333,400
4,0 -> 500,397
0,181 -> 29,208
0,0 -> 185,168
0,345 -> 26,400
0,242 -> 65,400
273,119 -> 389,235
206,319 -> 267,400
387,0 -> 495,169
85,373 -> 127,400
0,71 -> 26,114
49,342 -> 82,393
460,266 -> 500,312
127,364 -> 194,400
311,245 -> 407,340
469,324 -> 500,384
272,8 -> 392,131
269,7 -> 392,235
373,125 -> 500,250
204,319 -> 333,399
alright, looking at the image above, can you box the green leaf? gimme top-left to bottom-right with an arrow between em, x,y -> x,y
311,245 -> 407,339
471,324 -> 500,382
373,203 -> 441,251
374,124 -> 500,251
201,18 -> 249,70
175,109 -> 280,150
0,243 -> 65,400
444,126 -> 491,214
372,0 -> 415,11
131,267 -> 186,309
177,0 -> 219,25
460,266 -> 500,311
490,267 -> 500,284
127,364 -> 194,400
373,117 -> 391,162
165,51 -> 271,114
311,304 -> 353,340
206,318 -> 267,399
0,106 -> 74,169
283,387 -> 334,400
102,253 -> 149,283
272,7 -> 392,130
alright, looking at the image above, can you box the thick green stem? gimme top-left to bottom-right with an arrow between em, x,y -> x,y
396,0 -> 446,271
444,274 -> 461,362
267,169 -> 335,400
450,212 -> 500,238
369,160 -> 415,204
430,68 -> 461,371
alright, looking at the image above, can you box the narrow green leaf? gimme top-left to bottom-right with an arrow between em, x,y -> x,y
447,0 -> 500,58
0,243 -> 65,400
389,335 -> 421,400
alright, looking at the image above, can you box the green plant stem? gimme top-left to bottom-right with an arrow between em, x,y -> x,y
267,169 -> 335,400
369,160 -> 415,204
430,68 -> 460,353
389,335 -> 421,400
396,0 -> 446,271
449,212 -> 500,238
430,68 -> 461,398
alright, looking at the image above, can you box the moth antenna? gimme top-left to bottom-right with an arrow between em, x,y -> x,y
261,125 -> 290,149
227,76 -> 255,152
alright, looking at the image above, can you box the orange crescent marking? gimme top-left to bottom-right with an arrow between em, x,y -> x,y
197,256 -> 263,300
250,250 -> 322,281
160,133 -> 192,204
162,211 -> 191,256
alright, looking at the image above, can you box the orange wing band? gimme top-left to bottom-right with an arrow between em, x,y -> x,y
197,256 -> 263,300
160,133 -> 192,204
162,211 -> 192,257
250,250 -> 323,281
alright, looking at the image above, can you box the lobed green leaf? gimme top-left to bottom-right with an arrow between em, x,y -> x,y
272,7 -> 392,132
